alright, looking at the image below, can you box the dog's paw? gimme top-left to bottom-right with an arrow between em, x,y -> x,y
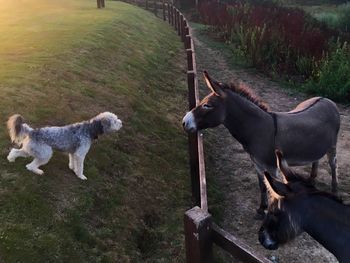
26,164 -> 44,175
77,174 -> 87,180
36,169 -> 44,175
7,155 -> 15,162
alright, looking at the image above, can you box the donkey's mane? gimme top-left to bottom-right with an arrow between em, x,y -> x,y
222,81 -> 270,111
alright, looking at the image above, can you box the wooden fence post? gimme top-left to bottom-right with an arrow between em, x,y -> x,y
177,11 -> 181,36
182,19 -> 187,42
179,14 -> 184,39
187,49 -> 193,71
162,0 -> 166,21
167,3 -> 171,24
185,34 -> 191,50
184,206 -> 213,263
174,8 -> 178,31
97,0 -> 101,8
154,0 -> 157,15
187,70 -> 200,206
101,0 -> 105,8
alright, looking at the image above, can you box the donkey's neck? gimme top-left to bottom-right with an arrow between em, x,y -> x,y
223,92 -> 274,153
302,196 -> 350,261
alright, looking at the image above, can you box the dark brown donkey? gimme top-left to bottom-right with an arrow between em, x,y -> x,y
182,71 -> 340,217
259,151 -> 350,262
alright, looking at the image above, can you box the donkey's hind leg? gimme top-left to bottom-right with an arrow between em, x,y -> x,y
327,146 -> 338,193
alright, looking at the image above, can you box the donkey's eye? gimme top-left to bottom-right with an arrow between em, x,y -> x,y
202,104 -> 213,110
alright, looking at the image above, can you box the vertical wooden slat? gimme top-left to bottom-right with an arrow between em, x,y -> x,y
162,0 -> 166,21
184,207 -> 213,263
179,14 -> 184,39
167,3 -> 171,24
187,71 -> 200,205
177,11 -> 181,36
97,0 -> 101,8
187,49 -> 193,71
183,27 -> 189,48
174,8 -> 178,31
181,19 -> 187,42
154,0 -> 157,15
185,35 -> 191,50
198,133 -> 208,212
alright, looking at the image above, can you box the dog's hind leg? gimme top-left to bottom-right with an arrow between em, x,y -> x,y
7,148 -> 29,162
26,158 -> 48,175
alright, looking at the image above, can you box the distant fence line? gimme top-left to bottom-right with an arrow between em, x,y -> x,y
115,1 -> 271,262
97,0 -> 105,8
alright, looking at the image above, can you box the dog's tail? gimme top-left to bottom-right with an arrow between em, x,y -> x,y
7,114 -> 32,145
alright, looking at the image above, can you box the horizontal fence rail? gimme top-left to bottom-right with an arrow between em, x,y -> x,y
119,1 -> 271,262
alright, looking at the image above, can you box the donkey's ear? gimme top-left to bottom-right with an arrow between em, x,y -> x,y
275,150 -> 298,183
263,171 -> 289,200
203,71 -> 225,97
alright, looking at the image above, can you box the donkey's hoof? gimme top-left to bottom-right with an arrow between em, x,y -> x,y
254,208 -> 266,220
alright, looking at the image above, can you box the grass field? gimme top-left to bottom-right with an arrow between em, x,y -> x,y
0,0 -> 190,261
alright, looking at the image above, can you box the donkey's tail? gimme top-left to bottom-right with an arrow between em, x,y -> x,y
7,114 -> 32,146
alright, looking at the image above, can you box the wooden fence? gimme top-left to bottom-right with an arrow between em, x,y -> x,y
97,0 -> 105,8
118,1 -> 271,262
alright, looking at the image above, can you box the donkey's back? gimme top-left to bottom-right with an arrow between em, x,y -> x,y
275,97 -> 340,165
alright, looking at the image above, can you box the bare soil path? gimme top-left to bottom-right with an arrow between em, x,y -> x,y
191,26 -> 350,263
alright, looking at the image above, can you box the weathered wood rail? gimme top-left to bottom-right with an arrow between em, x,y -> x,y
117,1 -> 271,262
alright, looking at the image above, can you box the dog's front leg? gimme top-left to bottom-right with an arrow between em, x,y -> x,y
7,148 -> 29,162
68,154 -> 75,171
75,154 -> 87,180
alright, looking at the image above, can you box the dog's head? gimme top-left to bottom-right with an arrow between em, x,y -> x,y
92,112 -> 122,136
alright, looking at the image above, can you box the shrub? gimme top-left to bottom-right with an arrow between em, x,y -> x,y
337,3 -> 350,32
313,3 -> 350,33
303,41 -> 350,101
199,0 -> 338,78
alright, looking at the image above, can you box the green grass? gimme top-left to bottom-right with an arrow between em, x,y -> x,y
0,0 -> 190,261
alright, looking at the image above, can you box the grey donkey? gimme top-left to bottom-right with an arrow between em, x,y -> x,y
183,71 -> 340,218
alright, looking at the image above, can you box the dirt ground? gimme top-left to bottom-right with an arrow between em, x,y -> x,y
191,27 -> 350,263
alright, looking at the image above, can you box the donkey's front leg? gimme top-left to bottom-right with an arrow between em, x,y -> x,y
256,172 -> 268,220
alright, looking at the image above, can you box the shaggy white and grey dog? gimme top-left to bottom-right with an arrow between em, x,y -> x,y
7,112 -> 122,180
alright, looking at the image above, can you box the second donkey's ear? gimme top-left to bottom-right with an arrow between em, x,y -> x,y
275,150 -> 298,183
263,171 -> 290,201
203,71 -> 226,97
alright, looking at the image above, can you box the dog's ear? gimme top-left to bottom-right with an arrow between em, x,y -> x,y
90,120 -> 104,139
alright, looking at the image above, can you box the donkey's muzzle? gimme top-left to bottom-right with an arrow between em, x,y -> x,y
258,230 -> 279,250
182,112 -> 197,133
